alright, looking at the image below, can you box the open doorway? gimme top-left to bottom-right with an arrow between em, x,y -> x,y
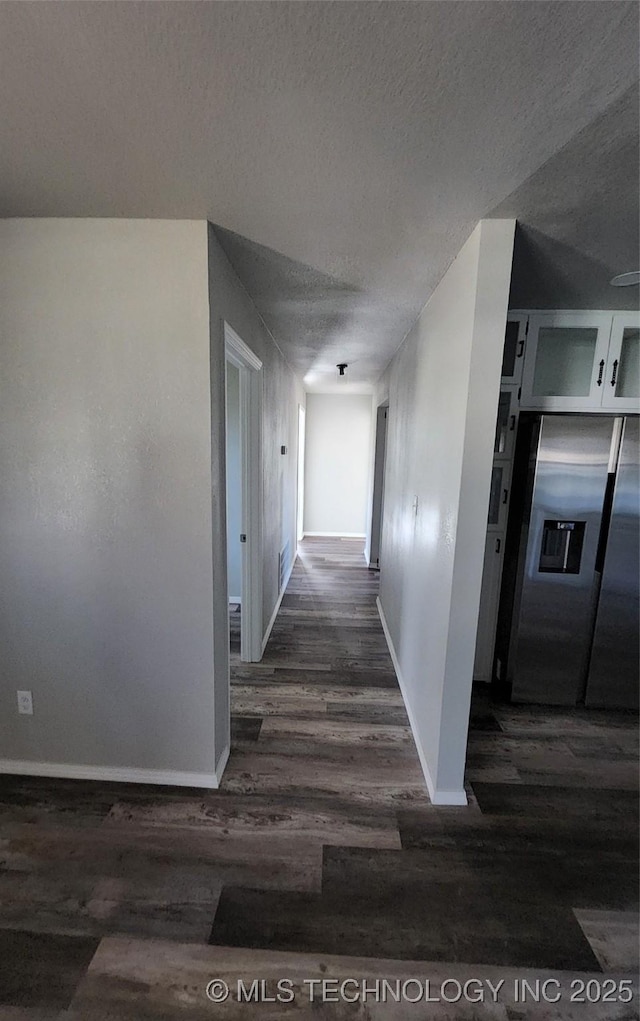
225,360 -> 243,657
369,403 -> 389,569
224,323 -> 263,662
296,404 -> 306,543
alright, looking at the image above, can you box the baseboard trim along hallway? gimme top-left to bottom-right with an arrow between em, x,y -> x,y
303,531 -> 366,538
0,759 -> 220,788
376,596 -> 467,806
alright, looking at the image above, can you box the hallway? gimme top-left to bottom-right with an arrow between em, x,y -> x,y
0,539 -> 637,1018
216,538 -> 638,968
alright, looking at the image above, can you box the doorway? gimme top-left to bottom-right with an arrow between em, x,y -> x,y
224,323 -> 263,662
296,404 -> 306,543
369,403 -> 389,569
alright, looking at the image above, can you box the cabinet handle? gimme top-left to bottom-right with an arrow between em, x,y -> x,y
509,414 -> 516,431
495,538 -> 501,553
517,339 -> 524,358
502,488 -> 509,505
596,359 -> 605,386
610,359 -> 619,388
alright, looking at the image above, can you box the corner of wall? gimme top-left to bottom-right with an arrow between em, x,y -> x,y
376,597 -> 467,806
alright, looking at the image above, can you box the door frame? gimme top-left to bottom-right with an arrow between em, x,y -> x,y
368,402 -> 389,568
296,404 -> 306,543
224,323 -> 263,662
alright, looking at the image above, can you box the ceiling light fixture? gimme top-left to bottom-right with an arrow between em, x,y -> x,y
610,271 -> 640,287
337,362 -> 348,377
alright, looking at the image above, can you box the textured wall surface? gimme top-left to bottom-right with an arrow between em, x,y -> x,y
378,220 -> 515,802
225,362 -> 242,601
207,228 -> 304,763
0,219 -> 216,776
304,394 -> 373,535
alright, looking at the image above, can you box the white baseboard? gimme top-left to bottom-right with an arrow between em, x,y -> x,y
376,596 -> 467,807
0,758 -> 220,789
303,531 -> 366,538
261,554 -> 296,654
214,743 -> 230,784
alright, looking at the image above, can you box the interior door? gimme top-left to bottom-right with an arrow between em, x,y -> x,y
369,404 -> 388,568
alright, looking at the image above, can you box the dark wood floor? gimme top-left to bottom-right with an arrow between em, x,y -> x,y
0,537 -> 637,1019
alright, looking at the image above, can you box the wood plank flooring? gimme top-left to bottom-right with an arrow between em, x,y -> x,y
0,537 -> 638,1018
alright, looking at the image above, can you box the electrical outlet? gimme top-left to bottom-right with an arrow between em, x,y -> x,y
17,690 -> 33,715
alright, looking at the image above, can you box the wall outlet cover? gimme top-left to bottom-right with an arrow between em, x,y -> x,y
17,690 -> 33,715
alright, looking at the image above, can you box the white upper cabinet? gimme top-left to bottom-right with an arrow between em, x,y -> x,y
520,311 -> 639,412
601,313 -> 640,411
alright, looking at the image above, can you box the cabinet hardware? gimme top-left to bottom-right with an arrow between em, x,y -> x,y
240,534 -> 247,543
596,359 -> 605,386
502,489 -> 509,505
610,359 -> 619,387
517,339 -> 524,358
509,415 -> 516,431
495,538 -> 501,553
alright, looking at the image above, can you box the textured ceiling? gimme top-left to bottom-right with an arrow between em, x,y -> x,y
1,1 -> 638,390
494,84 -> 640,313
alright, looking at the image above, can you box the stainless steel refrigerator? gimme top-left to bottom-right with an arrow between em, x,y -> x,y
508,414 -> 639,709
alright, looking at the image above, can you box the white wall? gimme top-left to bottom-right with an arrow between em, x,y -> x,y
0,219 -> 218,783
378,219 -> 515,804
207,226 -> 303,759
303,393 -> 373,536
225,361 -> 242,602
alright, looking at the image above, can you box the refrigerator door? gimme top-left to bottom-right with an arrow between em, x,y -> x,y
586,416 -> 639,709
511,415 -> 613,704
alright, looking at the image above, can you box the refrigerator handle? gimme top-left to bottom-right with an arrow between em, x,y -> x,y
594,474 -> 617,574
608,417 -> 624,473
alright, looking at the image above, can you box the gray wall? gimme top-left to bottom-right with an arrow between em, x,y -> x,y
225,361 -> 242,601
0,219 -> 217,778
303,393 -> 373,535
378,220 -> 515,803
207,226 -> 304,764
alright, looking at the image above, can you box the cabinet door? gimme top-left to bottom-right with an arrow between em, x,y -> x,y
487,463 -> 511,531
520,312 -> 612,410
473,533 -> 505,682
601,312 -> 640,411
493,388 -> 518,460
502,315 -> 527,383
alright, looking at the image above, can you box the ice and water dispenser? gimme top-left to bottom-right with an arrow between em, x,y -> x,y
538,520 -> 585,574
